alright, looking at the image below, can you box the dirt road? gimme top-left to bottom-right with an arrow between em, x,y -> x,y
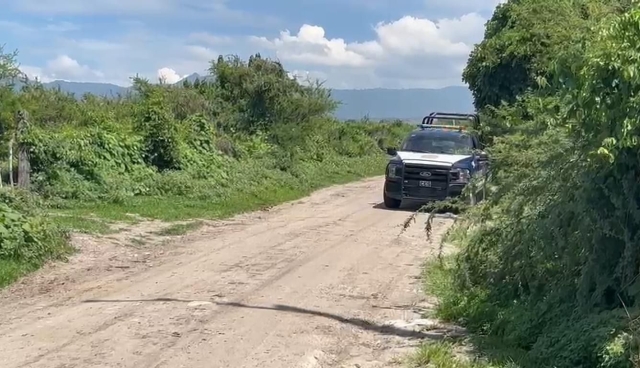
0,177 -> 454,368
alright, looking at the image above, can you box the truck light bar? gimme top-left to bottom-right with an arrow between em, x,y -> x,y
417,124 -> 466,132
421,112 -> 479,128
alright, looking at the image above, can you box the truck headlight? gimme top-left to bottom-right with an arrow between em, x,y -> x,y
452,168 -> 470,183
387,163 -> 402,178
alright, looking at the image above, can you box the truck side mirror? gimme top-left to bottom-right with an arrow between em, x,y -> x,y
476,151 -> 488,160
386,147 -> 397,156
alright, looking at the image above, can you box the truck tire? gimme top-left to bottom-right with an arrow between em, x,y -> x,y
383,191 -> 402,209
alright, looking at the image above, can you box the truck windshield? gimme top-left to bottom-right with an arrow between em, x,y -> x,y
400,133 -> 473,155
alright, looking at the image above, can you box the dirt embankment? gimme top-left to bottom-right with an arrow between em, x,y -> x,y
0,177 -> 457,368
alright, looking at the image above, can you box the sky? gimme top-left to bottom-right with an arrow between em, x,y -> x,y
0,0 -> 505,89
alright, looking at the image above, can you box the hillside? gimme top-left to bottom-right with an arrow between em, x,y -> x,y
331,87 -> 474,121
28,73 -> 473,120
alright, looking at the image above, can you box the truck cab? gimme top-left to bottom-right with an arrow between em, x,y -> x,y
383,112 -> 487,208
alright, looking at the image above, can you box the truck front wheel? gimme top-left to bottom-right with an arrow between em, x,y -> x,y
383,191 -> 402,209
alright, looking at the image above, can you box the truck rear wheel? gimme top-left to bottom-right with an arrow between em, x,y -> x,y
383,191 -> 402,209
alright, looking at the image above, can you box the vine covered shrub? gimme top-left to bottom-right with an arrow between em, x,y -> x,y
0,54 -> 412,204
0,189 -> 70,287
25,125 -> 154,201
432,2 -> 640,368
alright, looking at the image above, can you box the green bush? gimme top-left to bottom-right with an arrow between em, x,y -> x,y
428,2 -> 640,368
0,189 -> 70,287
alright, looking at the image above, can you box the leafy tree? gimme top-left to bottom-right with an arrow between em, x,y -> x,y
0,45 -> 20,84
436,3 -> 640,367
209,54 -> 336,136
133,78 -> 181,171
0,46 -> 21,162
463,0 -> 626,110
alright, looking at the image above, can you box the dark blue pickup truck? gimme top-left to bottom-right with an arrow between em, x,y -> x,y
383,112 -> 488,208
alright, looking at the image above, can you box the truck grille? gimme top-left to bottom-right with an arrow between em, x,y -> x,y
402,164 -> 453,200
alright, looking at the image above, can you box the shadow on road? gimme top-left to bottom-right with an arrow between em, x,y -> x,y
371,202 -> 423,212
215,301 -> 454,340
82,297 -> 460,340
84,297 -> 197,303
371,202 -> 460,221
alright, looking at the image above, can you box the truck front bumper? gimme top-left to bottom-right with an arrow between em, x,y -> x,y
384,177 -> 466,201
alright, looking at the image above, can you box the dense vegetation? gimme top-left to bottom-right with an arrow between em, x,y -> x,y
0,50 -> 411,287
428,1 -> 640,367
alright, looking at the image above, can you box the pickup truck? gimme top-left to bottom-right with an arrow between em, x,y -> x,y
383,112 -> 488,208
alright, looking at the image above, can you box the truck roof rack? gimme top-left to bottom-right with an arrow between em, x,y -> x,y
419,112 -> 479,129
416,124 -> 467,132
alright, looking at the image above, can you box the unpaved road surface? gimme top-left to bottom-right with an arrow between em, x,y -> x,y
0,177 -> 454,368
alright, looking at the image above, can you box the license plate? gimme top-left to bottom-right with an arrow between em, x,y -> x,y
419,181 -> 432,187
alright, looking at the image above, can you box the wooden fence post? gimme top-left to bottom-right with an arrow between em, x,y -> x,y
16,110 -> 30,189
8,136 -> 13,187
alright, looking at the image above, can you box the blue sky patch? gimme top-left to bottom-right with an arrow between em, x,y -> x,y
1,0 -> 504,88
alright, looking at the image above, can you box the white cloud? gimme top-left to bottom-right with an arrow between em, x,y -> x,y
252,13 -> 485,88
157,67 -> 186,84
185,45 -> 219,63
21,55 -> 104,83
19,65 -> 50,83
252,25 -> 372,67
46,55 -> 104,79
416,13 -> 487,45
372,16 -> 471,56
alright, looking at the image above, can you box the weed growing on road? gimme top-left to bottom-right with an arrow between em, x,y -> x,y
156,221 -> 204,236
49,214 -> 115,234
408,341 -> 512,368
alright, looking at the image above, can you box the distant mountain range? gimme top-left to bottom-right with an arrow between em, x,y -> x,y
29,73 -> 474,120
